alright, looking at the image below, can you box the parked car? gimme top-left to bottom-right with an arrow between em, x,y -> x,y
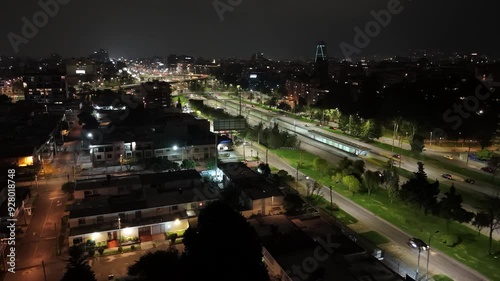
393,154 -> 401,159
464,179 -> 475,184
408,237 -> 429,251
441,173 -> 452,180
444,155 -> 454,160
481,167 -> 495,173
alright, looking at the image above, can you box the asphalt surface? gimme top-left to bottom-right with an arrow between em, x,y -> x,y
3,116 -> 81,281
206,96 -> 490,281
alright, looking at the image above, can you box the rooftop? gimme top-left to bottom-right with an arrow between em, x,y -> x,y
69,184 -> 217,219
75,175 -> 142,191
139,170 -> 202,186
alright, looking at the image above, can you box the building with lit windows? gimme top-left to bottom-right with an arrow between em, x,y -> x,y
68,171 -> 218,248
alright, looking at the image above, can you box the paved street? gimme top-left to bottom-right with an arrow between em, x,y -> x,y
233,142 -> 489,281
3,118 -> 82,281
216,95 -> 499,197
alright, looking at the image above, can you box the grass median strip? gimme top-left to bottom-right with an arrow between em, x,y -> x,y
360,231 -> 390,246
272,148 -> 500,281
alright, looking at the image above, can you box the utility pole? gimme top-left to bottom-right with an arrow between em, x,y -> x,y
266,149 -> 268,165
329,186 -> 333,210
42,260 -> 47,281
55,222 -> 60,255
118,217 -> 121,250
238,87 -> 242,116
243,138 -> 246,161
296,162 -> 299,189
392,122 -> 398,152
465,141 -> 472,168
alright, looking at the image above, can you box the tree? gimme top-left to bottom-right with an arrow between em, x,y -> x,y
307,180 -> 322,197
127,251 -> 184,281
399,162 -> 440,215
361,119 -> 382,141
335,157 -> 354,173
61,182 -> 75,194
363,170 -> 380,195
348,115 -> 362,137
275,170 -> 294,185
183,202 -> 269,281
386,172 -> 400,204
439,185 -> 473,233
313,157 -> 329,177
257,163 -> 271,176
476,149 -> 494,161
181,159 -> 196,170
338,114 -> 349,133
284,193 -> 305,215
122,157 -> 139,171
61,245 -> 97,281
205,158 -> 218,170
343,175 -> 360,195
472,212 -> 490,235
484,195 -> 500,254
410,134 -> 425,154
351,160 -> 366,179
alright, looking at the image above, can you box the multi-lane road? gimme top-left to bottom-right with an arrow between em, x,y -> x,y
210,95 -> 499,200
200,94 -> 491,281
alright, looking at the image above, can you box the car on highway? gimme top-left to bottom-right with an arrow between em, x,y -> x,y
444,155 -> 454,160
464,179 -> 475,184
441,173 -> 452,180
408,237 -> 429,251
393,154 -> 401,159
481,167 -> 495,173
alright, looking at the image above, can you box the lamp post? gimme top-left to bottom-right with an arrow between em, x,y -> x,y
415,247 -> 422,281
429,131 -> 432,147
329,186 -> 333,210
426,230 -> 440,280
117,217 -> 121,249
392,122 -> 399,152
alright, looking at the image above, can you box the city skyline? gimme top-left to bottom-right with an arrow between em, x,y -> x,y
1,0 -> 499,60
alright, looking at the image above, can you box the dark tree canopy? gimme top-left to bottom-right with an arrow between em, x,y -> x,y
60,245 -> 97,281
183,201 -> 269,281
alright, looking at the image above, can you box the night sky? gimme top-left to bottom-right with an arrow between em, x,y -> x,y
1,0 -> 499,60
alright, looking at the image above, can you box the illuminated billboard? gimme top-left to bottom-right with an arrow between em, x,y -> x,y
249,74 -> 257,79
76,69 -> 86,74
213,119 -> 246,131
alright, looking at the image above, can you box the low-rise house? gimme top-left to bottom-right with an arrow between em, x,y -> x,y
68,170 -> 218,248
219,162 -> 284,217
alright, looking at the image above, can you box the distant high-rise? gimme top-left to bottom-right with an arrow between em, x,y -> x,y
315,41 -> 327,62
314,41 -> 329,86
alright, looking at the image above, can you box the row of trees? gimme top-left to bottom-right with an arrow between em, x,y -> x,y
243,123 -> 298,149
310,76 -> 499,149
319,156 -> 500,254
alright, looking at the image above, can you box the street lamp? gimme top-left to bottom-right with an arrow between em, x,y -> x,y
415,247 -> 422,281
426,230 -> 440,280
117,217 -> 121,250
